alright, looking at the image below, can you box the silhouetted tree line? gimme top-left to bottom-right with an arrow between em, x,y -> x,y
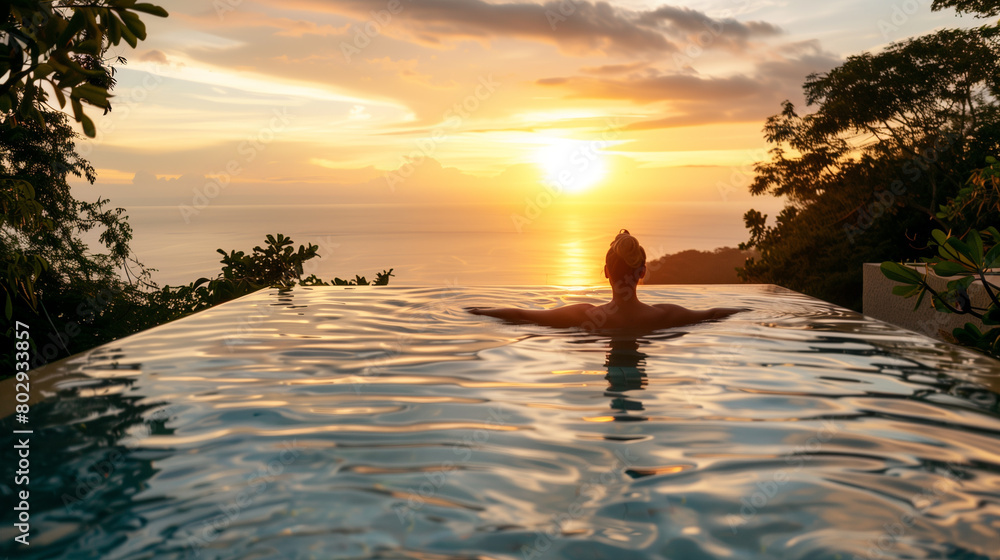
2,2 -> 390,374
739,0 -> 1000,311
645,247 -> 753,285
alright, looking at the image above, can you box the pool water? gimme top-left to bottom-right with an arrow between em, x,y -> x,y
2,285 -> 1000,559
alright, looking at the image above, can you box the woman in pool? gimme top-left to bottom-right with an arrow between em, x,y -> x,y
467,229 -> 744,331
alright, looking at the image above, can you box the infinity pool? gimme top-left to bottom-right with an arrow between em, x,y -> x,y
2,285 -> 999,559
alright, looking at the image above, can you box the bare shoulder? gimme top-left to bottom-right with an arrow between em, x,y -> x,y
652,303 -> 688,313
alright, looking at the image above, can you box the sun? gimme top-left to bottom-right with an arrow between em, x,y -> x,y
535,138 -> 608,194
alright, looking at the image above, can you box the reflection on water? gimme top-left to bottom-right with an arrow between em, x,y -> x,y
604,337 -> 652,420
2,285 -> 1000,559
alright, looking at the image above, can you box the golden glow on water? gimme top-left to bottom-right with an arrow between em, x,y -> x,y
553,238 -> 598,286
583,416 -> 616,423
547,211 -> 607,286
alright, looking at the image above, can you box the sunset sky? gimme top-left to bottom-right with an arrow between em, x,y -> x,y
70,0 -> 975,210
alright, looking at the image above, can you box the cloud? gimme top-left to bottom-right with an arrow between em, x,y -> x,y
178,10 -> 350,37
538,73 -> 764,103
536,46 -> 842,129
580,62 -> 650,75
281,0 -> 781,56
638,5 -> 782,51
139,49 -> 169,64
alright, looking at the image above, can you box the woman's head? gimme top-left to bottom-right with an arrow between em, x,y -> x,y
605,229 -> 646,287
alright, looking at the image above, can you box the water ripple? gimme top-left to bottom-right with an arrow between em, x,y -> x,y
1,285 -> 999,559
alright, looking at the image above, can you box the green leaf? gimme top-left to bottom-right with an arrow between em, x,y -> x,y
70,96 -> 84,120
132,3 -> 170,17
945,236 -> 976,264
80,114 -> 96,137
931,296 -> 955,314
892,285 -> 919,297
107,13 -> 122,44
117,17 -> 138,47
119,10 -> 147,41
985,244 -> 1000,269
52,84 -> 67,108
967,229 -> 984,263
946,275 -> 975,292
880,261 -> 923,284
72,83 -> 111,108
983,307 -> 1000,326
933,260 -> 970,276
57,10 -> 88,47
33,63 -> 55,79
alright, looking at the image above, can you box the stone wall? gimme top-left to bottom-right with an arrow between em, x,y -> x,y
862,263 -> 995,342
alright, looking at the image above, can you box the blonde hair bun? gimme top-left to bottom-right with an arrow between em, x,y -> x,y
610,229 -> 645,268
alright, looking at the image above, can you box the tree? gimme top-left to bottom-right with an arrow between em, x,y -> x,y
740,24 -> 1000,310
932,0 -> 1000,17
3,0 -> 169,320
2,3 -> 394,375
2,109 -> 157,369
146,234 -> 394,325
2,0 -> 168,136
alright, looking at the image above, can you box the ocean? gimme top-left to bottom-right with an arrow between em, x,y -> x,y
120,201 -> 775,288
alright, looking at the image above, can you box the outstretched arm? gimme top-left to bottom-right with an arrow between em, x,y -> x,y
653,304 -> 746,327
467,304 -> 594,328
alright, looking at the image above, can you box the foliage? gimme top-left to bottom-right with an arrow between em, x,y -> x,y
0,112 -> 392,372
881,225 -> 1000,358
740,25 -> 1000,310
148,234 -> 395,323
882,157 -> 1000,357
932,0 -> 1000,17
2,0 -> 168,136
1,2 -> 392,379
937,156 -> 1000,226
2,0 -> 167,334
1,108 -> 156,368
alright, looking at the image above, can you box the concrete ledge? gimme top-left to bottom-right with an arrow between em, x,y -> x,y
863,262 -> 998,341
